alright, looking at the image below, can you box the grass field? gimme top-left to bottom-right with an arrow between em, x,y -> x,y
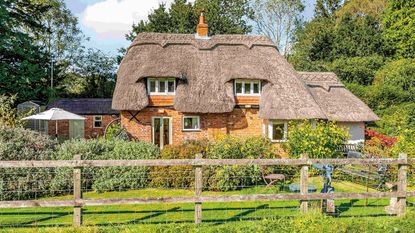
0,176 -> 414,232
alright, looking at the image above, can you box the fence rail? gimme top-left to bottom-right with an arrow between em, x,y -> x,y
1,158 -> 414,168
0,154 -> 413,226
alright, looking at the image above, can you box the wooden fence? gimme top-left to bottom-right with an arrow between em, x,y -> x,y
0,154 -> 414,227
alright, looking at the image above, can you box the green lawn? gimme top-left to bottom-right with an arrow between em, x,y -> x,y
0,177 -> 414,232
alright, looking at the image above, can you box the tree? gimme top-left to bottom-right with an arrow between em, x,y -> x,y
383,0 -> 415,59
330,56 -> 384,85
332,14 -> 384,58
336,0 -> 387,19
315,0 -> 343,18
373,59 -> 415,103
0,0 -> 50,102
289,17 -> 335,70
251,0 -> 304,56
195,0 -> 253,35
126,0 -> 252,42
61,49 -> 117,98
37,0 -> 85,93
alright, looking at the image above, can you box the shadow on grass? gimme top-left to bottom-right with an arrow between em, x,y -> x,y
0,203 -> 399,229
337,199 -> 359,214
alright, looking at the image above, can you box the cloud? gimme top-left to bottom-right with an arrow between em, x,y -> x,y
81,0 -> 177,39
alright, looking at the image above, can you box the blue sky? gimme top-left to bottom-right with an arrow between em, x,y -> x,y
64,0 -> 316,55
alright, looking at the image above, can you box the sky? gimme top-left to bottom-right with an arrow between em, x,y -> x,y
64,0 -> 317,55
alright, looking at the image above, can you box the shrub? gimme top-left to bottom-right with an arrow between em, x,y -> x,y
0,95 -> 31,128
286,120 -> 349,159
50,139 -> 159,194
150,140 -> 207,189
0,126 -> 58,200
150,136 -> 279,191
205,136 -> 277,191
365,129 -> 397,148
363,138 -> 392,158
105,122 -> 130,141
392,129 -> 415,158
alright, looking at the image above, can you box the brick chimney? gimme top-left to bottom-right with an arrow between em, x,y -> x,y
196,12 -> 208,38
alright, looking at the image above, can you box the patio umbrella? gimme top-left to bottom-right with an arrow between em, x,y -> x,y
23,108 -> 85,138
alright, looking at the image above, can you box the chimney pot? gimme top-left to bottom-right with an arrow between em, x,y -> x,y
196,11 -> 208,38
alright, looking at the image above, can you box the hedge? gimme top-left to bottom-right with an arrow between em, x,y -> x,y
0,126 -> 58,200
50,139 -> 160,194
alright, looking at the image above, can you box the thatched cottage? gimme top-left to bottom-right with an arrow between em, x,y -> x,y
112,13 -> 379,148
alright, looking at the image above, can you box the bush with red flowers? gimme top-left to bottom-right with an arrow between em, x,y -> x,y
365,129 -> 397,147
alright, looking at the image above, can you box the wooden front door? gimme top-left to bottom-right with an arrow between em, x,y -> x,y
152,117 -> 172,149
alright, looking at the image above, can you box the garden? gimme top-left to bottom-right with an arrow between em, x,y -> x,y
0,115 -> 414,232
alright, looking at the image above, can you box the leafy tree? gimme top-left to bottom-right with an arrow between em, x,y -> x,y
290,11 -> 385,77
0,0 -> 50,102
36,0 -> 85,97
330,56 -> 384,85
286,120 -> 349,158
251,0 -> 304,56
126,0 -> 252,42
370,59 -> 415,106
315,0 -> 343,18
332,14 -> 384,58
335,0 -> 387,18
383,0 -> 415,59
289,18 -> 335,70
60,49 -> 117,98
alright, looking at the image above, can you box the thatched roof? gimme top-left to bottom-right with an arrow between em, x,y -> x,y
298,72 -> 379,122
113,33 -> 325,120
47,98 -> 118,115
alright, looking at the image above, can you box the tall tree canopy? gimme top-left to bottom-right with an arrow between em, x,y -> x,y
0,0 -> 117,103
0,0 -> 50,102
314,0 -> 343,18
289,0 -> 415,142
126,0 -> 252,42
383,0 -> 415,59
251,0 -> 304,56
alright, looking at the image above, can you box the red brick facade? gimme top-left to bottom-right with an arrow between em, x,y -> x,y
121,107 -> 265,144
48,115 -> 118,139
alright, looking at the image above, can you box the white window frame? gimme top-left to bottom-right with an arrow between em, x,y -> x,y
234,79 -> 261,96
268,120 -> 288,142
147,78 -> 176,95
93,115 -> 103,128
182,116 -> 200,131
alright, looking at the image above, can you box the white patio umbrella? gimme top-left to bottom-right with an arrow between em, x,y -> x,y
23,108 -> 85,138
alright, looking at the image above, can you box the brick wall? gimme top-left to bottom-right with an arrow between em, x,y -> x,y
48,115 -> 118,139
121,107 -> 265,144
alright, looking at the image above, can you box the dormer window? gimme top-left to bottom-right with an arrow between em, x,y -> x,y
147,78 -> 176,95
234,80 -> 261,96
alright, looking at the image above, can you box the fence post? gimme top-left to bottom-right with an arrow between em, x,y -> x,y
396,153 -> 407,217
73,154 -> 82,227
194,153 -> 203,224
300,154 -> 308,213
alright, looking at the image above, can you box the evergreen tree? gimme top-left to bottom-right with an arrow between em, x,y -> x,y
126,0 -> 252,42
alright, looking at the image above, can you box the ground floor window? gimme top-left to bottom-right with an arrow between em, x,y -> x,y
93,116 -> 103,128
182,116 -> 200,131
268,121 -> 288,142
